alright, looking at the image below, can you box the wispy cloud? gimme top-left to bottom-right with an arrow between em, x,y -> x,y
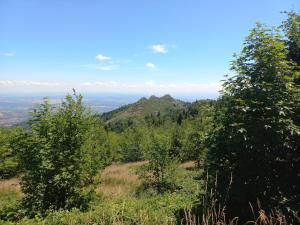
96,54 -> 111,61
0,80 -> 221,94
150,44 -> 167,54
2,52 -> 15,57
97,66 -> 116,71
0,80 -> 63,87
82,64 -> 117,71
146,62 -> 156,70
81,55 -> 133,71
83,80 -> 221,93
145,80 -> 155,86
81,80 -> 221,93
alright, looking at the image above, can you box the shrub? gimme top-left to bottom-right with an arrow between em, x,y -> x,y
11,91 -> 96,217
139,131 -> 178,193
0,128 -> 21,179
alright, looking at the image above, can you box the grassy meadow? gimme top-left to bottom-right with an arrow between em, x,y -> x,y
0,161 -> 200,225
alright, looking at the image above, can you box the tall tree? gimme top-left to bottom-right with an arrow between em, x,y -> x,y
282,12 -> 300,125
283,12 -> 300,68
281,12 -> 300,215
205,23 -> 300,219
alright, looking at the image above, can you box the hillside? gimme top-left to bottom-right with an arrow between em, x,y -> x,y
0,161 -> 199,224
101,94 -> 188,123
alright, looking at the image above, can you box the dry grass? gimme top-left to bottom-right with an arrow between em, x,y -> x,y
245,208 -> 300,225
0,162 -> 146,198
177,206 -> 298,225
96,161 -> 145,197
0,178 -> 22,213
0,161 -> 193,198
97,161 -> 197,198
0,163 -> 298,225
179,161 -> 196,169
0,178 -> 20,191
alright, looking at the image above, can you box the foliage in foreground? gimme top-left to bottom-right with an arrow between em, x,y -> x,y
0,162 -> 200,225
10,91 -> 101,217
0,128 -> 21,179
205,16 -> 300,221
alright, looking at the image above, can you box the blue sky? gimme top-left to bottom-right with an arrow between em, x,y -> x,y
0,0 -> 299,95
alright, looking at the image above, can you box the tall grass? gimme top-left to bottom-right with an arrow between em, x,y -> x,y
177,208 -> 297,225
0,164 -> 298,225
178,172 -> 300,225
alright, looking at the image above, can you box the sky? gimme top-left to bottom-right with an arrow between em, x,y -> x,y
0,0 -> 300,96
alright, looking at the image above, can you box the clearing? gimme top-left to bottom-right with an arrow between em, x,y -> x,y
0,161 -> 200,224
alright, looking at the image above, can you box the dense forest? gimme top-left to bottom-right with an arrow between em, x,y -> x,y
0,12 -> 299,225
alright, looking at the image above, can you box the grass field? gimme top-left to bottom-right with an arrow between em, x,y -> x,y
0,161 -> 200,225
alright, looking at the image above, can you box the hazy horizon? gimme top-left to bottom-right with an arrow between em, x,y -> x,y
0,91 -> 217,127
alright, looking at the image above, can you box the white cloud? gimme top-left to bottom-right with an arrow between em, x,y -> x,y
80,80 -> 221,93
83,54 -> 126,71
83,81 -> 120,87
0,79 -> 221,94
82,64 -> 117,71
96,54 -> 111,61
83,55 -> 131,72
146,62 -> 156,70
145,80 -> 155,86
0,80 -> 63,87
150,44 -> 167,54
96,66 -> 115,71
2,52 -> 15,57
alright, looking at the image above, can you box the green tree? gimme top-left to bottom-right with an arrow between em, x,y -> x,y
182,100 -> 215,162
281,11 -> 300,215
283,12 -> 300,68
81,118 -> 112,185
205,23 -> 299,219
141,130 -> 177,193
282,12 -> 300,124
13,91 -> 95,216
169,126 -> 183,160
119,126 -> 144,162
183,131 -> 203,163
0,128 -> 21,179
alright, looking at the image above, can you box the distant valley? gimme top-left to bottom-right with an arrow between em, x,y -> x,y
0,93 -> 203,127
0,93 -> 141,127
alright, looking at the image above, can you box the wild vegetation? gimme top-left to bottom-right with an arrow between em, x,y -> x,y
0,12 -> 299,225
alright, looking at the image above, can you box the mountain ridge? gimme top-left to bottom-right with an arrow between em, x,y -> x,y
101,94 -> 188,123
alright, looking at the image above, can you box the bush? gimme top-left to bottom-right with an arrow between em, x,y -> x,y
0,128 -> 21,179
139,131 -> 178,193
11,91 -> 97,217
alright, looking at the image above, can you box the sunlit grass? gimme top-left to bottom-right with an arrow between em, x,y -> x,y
0,178 -> 22,214
1,163 -> 296,225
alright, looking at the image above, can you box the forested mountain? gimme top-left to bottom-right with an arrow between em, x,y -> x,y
101,94 -> 188,122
